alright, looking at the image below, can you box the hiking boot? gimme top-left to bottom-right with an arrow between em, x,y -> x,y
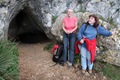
60,62 -> 67,67
68,62 -> 72,66
68,64 -> 73,68
88,70 -> 92,74
60,63 -> 64,66
67,62 -> 73,69
81,70 -> 86,74
81,70 -> 89,76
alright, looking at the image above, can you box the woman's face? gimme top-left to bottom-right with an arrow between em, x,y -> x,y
88,16 -> 96,25
67,9 -> 73,17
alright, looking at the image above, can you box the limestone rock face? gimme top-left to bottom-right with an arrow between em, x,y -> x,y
0,0 -> 120,66
86,0 -> 120,27
0,7 -> 7,39
96,27 -> 120,66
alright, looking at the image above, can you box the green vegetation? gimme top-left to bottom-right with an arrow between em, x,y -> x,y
75,9 -> 86,13
110,2 -> 115,7
52,16 -> 58,23
107,17 -> 117,27
0,0 -> 4,2
0,0 -> 5,3
77,0 -> 83,4
98,15 -> 117,28
0,41 -> 19,80
101,46 -> 108,52
79,9 -> 86,13
74,54 -> 80,63
76,0 -> 86,13
94,60 -> 120,80
44,42 -> 54,51
99,15 -> 106,21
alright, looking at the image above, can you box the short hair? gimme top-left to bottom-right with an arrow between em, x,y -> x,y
66,8 -> 73,13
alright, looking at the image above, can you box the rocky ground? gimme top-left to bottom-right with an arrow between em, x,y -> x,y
18,40 -> 107,80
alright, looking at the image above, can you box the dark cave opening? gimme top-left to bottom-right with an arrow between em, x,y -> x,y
8,8 -> 49,43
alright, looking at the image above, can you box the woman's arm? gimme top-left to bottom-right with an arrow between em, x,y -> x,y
62,22 -> 70,34
97,25 -> 112,36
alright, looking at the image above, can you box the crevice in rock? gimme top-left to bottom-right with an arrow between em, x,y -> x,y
8,7 -> 49,43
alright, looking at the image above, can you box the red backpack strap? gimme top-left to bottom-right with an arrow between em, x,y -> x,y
52,45 -> 59,54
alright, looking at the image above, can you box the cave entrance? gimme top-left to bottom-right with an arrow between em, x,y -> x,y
8,8 -> 49,43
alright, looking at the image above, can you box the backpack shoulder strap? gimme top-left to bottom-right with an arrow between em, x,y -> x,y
83,22 -> 99,34
85,22 -> 88,31
82,22 -> 88,32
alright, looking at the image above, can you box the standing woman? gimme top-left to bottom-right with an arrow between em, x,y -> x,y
78,14 -> 113,74
62,8 -> 78,67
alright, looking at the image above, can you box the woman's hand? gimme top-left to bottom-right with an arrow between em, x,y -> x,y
80,39 -> 84,44
66,30 -> 71,34
111,29 -> 116,35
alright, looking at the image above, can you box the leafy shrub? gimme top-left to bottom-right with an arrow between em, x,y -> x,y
44,42 -> 54,51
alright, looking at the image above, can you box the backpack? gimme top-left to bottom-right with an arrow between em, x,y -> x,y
52,44 -> 64,64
